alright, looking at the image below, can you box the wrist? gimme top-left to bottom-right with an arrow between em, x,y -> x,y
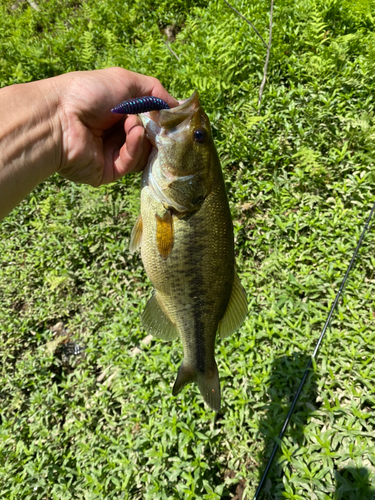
0,79 -> 62,219
35,78 -> 63,177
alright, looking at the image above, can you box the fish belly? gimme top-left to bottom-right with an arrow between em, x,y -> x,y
140,177 -> 234,410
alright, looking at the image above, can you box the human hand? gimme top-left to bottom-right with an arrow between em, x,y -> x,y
50,67 -> 178,186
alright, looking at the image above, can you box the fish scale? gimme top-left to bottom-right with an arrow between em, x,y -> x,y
141,185 -> 233,410
129,91 -> 247,411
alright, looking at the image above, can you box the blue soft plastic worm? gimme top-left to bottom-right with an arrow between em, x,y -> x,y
111,96 -> 170,114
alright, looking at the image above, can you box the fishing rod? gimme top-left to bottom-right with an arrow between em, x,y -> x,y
253,199 -> 375,500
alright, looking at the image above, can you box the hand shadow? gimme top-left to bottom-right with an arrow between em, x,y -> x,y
334,467 -> 375,500
255,352 -> 318,499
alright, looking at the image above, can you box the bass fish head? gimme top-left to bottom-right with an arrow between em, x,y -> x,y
141,92 -> 220,213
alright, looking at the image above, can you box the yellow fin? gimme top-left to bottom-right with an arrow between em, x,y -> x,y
156,210 -> 174,259
142,293 -> 179,340
129,215 -> 143,254
218,273 -> 247,339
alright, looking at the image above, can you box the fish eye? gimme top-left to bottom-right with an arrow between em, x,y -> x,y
193,128 -> 206,143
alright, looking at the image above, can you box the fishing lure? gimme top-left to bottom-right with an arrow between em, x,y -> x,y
111,96 -> 170,114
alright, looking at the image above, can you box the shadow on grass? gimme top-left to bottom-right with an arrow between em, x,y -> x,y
334,467 -> 375,500
255,352 -> 318,499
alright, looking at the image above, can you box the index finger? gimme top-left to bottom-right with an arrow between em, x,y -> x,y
108,67 -> 179,110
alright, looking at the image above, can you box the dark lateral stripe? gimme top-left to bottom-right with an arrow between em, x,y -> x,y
187,236 -> 207,374
193,311 -> 206,373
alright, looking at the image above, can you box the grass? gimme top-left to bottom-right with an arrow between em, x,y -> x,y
1,0 -> 375,498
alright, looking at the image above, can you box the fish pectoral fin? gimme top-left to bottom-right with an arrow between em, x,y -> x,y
172,361 -> 221,412
156,210 -> 174,259
141,292 -> 179,340
129,214 -> 143,254
218,272 -> 247,339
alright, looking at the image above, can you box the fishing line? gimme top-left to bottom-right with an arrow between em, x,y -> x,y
253,199 -> 375,500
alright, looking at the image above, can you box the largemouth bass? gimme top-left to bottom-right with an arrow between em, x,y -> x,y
130,92 -> 247,412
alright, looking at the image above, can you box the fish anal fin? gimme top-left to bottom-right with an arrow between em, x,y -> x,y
156,210 -> 174,259
172,361 -> 221,412
129,215 -> 143,254
141,292 -> 178,340
218,273 -> 247,339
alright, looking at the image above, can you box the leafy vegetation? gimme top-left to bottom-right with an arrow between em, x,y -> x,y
1,0 -> 375,498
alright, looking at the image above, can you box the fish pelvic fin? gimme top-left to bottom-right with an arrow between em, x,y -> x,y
155,210 -> 174,259
129,214 -> 143,254
172,361 -> 221,412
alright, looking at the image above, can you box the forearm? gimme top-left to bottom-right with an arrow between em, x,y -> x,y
0,68 -> 178,220
0,80 -> 61,220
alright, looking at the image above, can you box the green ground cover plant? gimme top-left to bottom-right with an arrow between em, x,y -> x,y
1,0 -> 375,498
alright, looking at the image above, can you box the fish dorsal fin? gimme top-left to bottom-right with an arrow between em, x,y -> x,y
218,273 -> 247,339
156,210 -> 174,259
142,292 -> 179,340
129,214 -> 143,254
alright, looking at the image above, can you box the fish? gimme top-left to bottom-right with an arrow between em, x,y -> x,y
129,92 -> 247,412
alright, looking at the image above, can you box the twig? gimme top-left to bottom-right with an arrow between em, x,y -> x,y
224,1 -> 268,50
257,0 -> 274,111
163,40 -> 180,62
27,0 -> 40,10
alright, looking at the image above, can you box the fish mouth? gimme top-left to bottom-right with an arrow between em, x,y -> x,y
156,91 -> 200,128
140,91 -> 207,213
140,92 -> 200,146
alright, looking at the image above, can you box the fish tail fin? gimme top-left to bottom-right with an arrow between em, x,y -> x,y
172,362 -> 195,396
172,361 -> 221,413
197,362 -> 221,413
